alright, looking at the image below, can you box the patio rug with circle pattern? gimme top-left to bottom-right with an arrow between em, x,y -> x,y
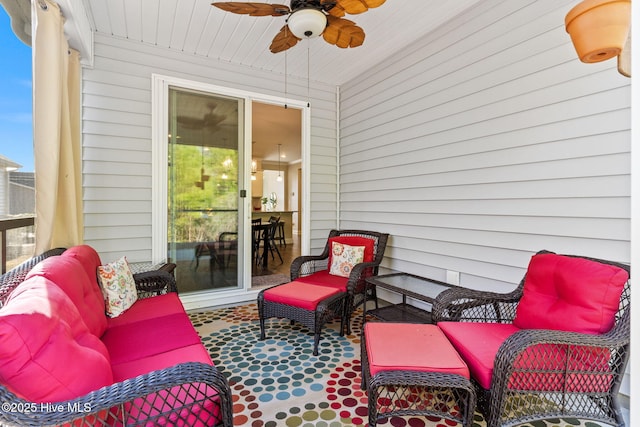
189,303 -> 609,427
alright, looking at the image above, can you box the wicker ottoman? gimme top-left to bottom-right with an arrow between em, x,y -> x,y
361,322 -> 476,427
258,281 -> 347,356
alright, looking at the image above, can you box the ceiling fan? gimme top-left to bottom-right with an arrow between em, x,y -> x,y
211,0 -> 386,53
177,102 -> 225,130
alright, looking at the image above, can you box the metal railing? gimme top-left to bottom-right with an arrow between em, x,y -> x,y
0,215 -> 36,274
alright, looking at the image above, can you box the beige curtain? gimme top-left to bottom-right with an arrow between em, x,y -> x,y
32,0 -> 83,253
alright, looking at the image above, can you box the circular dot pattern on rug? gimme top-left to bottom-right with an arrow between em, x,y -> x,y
192,304 -> 602,427
202,312 -> 356,425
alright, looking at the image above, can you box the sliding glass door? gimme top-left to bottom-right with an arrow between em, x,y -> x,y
167,88 -> 244,293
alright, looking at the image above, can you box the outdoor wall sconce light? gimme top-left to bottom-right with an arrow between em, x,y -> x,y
565,0 -> 631,76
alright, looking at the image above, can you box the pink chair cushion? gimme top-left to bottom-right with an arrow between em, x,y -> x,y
106,293 -> 186,328
0,278 -> 113,402
439,321 -> 614,392
513,253 -> 628,334
102,313 -> 203,365
295,270 -> 349,291
111,345 -> 221,427
25,255 -> 107,337
438,322 -> 519,390
327,236 -> 375,267
263,281 -> 343,310
364,322 -> 469,378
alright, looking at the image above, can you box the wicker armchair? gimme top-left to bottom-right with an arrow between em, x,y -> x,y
432,250 -> 630,427
0,249 -> 233,427
290,229 -> 389,334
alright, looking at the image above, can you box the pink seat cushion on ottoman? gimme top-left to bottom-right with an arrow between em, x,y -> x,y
364,323 -> 469,378
263,281 -> 343,310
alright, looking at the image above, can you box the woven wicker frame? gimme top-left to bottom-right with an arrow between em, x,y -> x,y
361,329 -> 476,427
0,249 -> 233,427
431,250 -> 631,427
290,229 -> 389,334
0,247 -> 66,307
257,285 -> 346,356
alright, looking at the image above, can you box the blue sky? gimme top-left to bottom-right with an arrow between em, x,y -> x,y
0,7 -> 34,172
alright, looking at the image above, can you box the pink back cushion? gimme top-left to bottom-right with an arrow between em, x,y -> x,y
513,253 -> 628,334
26,255 -> 107,337
327,236 -> 375,268
62,245 -> 103,283
0,278 -> 113,402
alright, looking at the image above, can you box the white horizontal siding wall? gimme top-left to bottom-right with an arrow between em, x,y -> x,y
82,34 -> 337,262
340,0 -> 630,283
339,0 -> 630,396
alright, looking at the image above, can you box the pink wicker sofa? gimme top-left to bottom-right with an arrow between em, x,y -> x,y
0,245 -> 232,427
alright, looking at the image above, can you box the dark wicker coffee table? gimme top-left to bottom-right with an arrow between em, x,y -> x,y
364,273 -> 456,324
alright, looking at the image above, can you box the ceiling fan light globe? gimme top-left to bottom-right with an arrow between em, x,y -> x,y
288,9 -> 327,39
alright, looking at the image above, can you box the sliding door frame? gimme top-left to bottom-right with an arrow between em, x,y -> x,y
152,74 -> 310,310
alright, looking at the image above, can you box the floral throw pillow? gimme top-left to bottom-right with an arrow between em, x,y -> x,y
329,242 -> 365,278
97,256 -> 137,318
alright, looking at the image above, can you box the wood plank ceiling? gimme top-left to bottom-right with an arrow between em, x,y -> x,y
83,0 -> 486,86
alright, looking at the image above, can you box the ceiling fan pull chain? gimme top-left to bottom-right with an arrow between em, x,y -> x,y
284,45 -> 288,109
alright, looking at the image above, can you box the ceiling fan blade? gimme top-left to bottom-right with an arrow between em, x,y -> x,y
270,25 -> 300,53
211,2 -> 290,16
177,116 -> 204,129
326,4 -> 345,17
332,0 -> 385,15
323,16 -> 365,49
320,0 -> 344,17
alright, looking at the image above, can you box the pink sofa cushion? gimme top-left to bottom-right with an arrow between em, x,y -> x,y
112,345 -> 221,426
62,244 -> 103,282
513,253 -> 628,334
102,313 -> 203,365
25,255 -> 107,337
0,278 -> 113,402
364,323 -> 469,378
438,322 -> 520,390
107,293 -> 186,328
296,270 -> 349,291
61,245 -> 107,318
264,281 -> 343,310
111,344 -> 213,382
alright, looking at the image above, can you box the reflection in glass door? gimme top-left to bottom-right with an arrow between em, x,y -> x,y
167,88 -> 243,293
